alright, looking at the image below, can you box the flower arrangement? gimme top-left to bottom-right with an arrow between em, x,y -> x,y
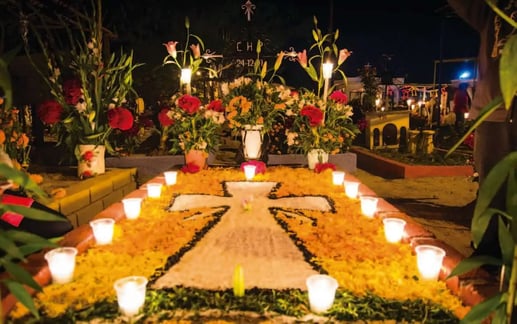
286,89 -> 359,154
0,98 -> 30,169
221,76 -> 291,135
158,93 -> 225,155
27,0 -> 142,158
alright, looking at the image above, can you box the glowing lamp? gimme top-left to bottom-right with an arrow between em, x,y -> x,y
122,198 -> 143,220
360,195 -> 378,218
164,171 -> 178,186
415,245 -> 445,280
114,276 -> 148,317
90,218 -> 115,245
332,171 -> 345,185
243,165 -> 256,180
306,274 -> 338,313
44,247 -> 78,284
343,181 -> 359,199
146,183 -> 162,198
382,218 -> 406,243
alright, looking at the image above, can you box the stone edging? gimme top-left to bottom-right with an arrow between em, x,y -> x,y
1,169 -> 491,320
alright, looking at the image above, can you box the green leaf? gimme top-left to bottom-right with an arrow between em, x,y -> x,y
4,229 -> 58,245
499,34 -> 517,108
497,217 -> 514,265
507,167 -> 517,217
3,279 -> 40,319
0,234 -> 25,260
312,29 -> 318,42
306,65 -> 319,82
460,292 -> 505,323
448,255 -> 502,278
1,261 -> 42,292
471,208 -> 502,247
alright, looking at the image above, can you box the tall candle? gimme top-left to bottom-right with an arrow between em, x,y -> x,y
114,276 -> 148,317
44,247 -> 78,284
181,68 -> 192,95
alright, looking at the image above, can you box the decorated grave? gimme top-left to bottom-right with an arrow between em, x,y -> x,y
3,165 -> 487,323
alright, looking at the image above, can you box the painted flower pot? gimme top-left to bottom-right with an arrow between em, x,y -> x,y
241,124 -> 264,160
76,144 -> 106,179
185,149 -> 208,170
307,149 -> 329,170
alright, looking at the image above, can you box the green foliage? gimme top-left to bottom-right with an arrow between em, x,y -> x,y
446,4 -> 517,323
0,164 -> 64,319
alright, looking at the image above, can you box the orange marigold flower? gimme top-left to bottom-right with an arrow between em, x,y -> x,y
17,133 -> 29,148
256,116 -> 264,124
0,129 -> 5,144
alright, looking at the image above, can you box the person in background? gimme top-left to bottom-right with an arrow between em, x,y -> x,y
452,82 -> 471,132
447,0 -> 517,260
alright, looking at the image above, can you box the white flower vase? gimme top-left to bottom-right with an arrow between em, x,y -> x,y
241,124 -> 264,160
307,149 -> 329,170
76,144 -> 106,179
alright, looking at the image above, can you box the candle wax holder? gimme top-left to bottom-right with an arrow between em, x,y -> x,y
90,218 -> 115,245
243,165 -> 256,180
343,181 -> 360,199
44,247 -> 78,284
146,183 -> 162,198
306,274 -> 338,313
415,245 -> 446,280
332,171 -> 345,185
114,276 -> 148,317
360,196 -> 378,218
382,217 -> 406,243
164,171 -> 178,186
122,198 -> 143,220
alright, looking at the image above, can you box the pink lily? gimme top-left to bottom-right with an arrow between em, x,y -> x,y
163,41 -> 178,58
338,48 -> 352,66
190,44 -> 201,59
297,49 -> 308,68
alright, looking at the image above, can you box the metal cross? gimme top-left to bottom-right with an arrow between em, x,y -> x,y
241,0 -> 256,22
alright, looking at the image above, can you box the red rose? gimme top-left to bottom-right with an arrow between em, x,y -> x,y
177,94 -> 201,114
240,160 -> 266,174
207,99 -> 225,112
181,163 -> 201,174
329,90 -> 348,104
82,150 -> 94,162
158,108 -> 174,127
108,107 -> 134,131
300,105 -> 323,127
37,100 -> 63,125
314,162 -> 336,174
63,78 -> 83,105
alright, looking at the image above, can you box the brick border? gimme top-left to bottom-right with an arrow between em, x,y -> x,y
1,170 -> 491,319
351,146 -> 474,179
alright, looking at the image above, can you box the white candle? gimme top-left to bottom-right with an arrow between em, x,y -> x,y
343,181 -> 359,199
90,218 -> 115,245
114,276 -> 148,317
306,274 -> 338,313
415,245 -> 446,280
181,68 -> 192,94
146,183 -> 162,198
332,171 -> 345,185
382,218 -> 406,243
322,62 -> 333,102
243,165 -> 256,180
360,196 -> 378,218
464,112 -> 469,120
164,171 -> 178,186
44,247 -> 78,284
122,198 -> 143,220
